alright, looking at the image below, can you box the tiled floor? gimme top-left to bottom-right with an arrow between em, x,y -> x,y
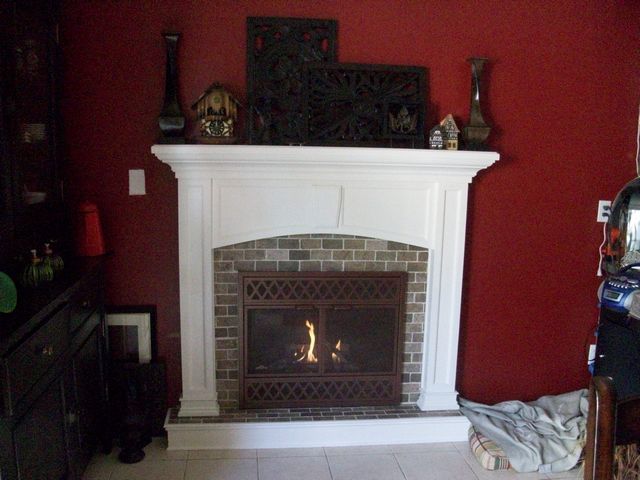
82,438 -> 583,480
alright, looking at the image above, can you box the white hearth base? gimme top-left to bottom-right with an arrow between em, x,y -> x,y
164,412 -> 470,450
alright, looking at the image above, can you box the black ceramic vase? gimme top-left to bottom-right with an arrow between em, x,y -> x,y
462,57 -> 491,150
158,33 -> 185,143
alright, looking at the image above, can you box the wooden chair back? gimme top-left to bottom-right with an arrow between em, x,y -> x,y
584,376 -> 616,480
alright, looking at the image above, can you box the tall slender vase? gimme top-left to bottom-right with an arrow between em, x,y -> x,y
158,33 -> 185,143
462,57 -> 491,150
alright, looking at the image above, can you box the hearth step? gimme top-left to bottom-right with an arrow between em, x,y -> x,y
167,404 -> 457,424
164,405 -> 469,450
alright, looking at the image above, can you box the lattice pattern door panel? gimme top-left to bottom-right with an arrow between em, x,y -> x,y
245,378 -> 396,408
243,274 -> 402,304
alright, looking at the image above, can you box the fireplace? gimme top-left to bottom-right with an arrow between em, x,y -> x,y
239,272 -> 406,408
152,144 -> 499,449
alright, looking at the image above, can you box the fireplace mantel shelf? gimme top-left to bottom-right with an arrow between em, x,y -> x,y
152,143 -> 499,449
152,144 -> 498,178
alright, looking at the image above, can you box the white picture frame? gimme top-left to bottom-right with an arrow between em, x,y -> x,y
106,311 -> 152,364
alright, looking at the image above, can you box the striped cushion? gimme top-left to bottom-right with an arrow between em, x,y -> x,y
468,425 -> 511,471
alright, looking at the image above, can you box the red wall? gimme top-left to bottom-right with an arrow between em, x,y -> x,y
59,0 -> 640,406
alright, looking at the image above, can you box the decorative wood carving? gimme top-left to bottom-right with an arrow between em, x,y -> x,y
247,17 -> 337,145
303,63 -> 426,147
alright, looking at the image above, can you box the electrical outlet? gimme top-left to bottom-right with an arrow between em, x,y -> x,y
597,200 -> 611,223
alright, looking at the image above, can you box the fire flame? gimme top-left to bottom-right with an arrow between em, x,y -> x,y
296,320 -> 318,363
332,339 -> 342,364
304,320 -> 318,363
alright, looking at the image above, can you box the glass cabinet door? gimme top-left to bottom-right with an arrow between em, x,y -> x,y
11,2 -> 59,209
0,0 -> 62,260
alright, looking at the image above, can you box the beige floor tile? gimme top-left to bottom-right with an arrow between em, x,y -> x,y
395,451 -> 478,480
327,453 -> 405,480
184,458 -> 258,480
142,437 -> 189,461
110,460 -> 187,480
323,444 -> 392,456
389,442 -> 458,453
188,449 -> 257,460
257,447 -> 325,457
82,453 -> 117,480
258,456 -> 332,480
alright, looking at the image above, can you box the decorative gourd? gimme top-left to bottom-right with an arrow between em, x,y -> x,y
39,250 -> 54,283
22,249 -> 43,287
0,271 -> 17,313
44,242 -> 64,273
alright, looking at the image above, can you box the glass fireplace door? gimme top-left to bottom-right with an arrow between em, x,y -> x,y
323,306 -> 398,374
246,307 -> 320,375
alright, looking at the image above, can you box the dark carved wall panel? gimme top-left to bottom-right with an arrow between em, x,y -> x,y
247,17 -> 337,145
303,63 -> 426,147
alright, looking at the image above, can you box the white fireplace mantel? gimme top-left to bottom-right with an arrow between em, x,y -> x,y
152,144 -> 499,420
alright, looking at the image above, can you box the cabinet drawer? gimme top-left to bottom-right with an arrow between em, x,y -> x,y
6,306 -> 69,409
69,275 -> 101,332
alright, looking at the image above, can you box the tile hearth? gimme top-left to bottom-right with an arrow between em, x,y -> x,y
167,405 -> 461,424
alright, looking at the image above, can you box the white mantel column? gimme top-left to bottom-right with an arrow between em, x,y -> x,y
176,175 -> 219,417
417,183 -> 469,411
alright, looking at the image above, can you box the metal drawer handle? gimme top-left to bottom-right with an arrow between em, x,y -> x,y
39,345 -> 54,356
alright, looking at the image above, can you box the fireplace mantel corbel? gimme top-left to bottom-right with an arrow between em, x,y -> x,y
152,144 -> 499,418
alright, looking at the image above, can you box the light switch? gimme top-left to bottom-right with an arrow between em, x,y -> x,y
129,169 -> 146,195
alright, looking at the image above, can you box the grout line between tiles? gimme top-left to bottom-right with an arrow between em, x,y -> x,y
391,452 -> 409,480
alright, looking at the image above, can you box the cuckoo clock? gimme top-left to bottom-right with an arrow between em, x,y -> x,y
191,83 -> 241,143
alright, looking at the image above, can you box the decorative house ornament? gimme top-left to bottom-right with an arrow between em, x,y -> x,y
158,32 -> 185,144
247,17 -> 337,145
191,83 -> 240,143
462,57 -> 492,150
303,63 -> 426,147
440,114 -> 460,150
429,125 -> 445,149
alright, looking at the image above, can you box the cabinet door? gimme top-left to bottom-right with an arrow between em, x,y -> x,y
70,329 -> 103,474
13,378 -> 68,480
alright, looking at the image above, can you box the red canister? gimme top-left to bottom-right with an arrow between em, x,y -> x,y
74,201 -> 106,256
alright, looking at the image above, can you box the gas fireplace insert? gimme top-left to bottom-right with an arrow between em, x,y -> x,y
238,271 -> 407,408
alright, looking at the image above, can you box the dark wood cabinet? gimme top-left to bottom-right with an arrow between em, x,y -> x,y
594,309 -> 640,402
0,261 -> 108,480
0,0 -> 65,267
70,329 -> 104,474
13,379 -> 68,480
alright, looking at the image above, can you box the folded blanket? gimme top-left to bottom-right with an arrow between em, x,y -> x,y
459,389 -> 588,473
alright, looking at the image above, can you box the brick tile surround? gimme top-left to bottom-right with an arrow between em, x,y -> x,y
213,234 -> 428,409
